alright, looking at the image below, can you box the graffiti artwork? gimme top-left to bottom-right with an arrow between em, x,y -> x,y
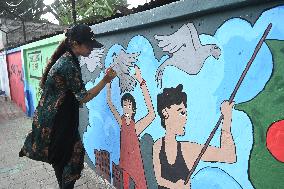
21,35 -> 64,117
81,5 -> 284,189
7,51 -> 26,112
107,64 -> 155,188
28,51 -> 43,79
80,48 -> 105,72
25,51 -> 46,115
154,23 -> 221,87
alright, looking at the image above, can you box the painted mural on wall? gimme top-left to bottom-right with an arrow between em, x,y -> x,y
24,50 -> 44,116
7,51 -> 26,112
23,39 -> 62,117
81,6 -> 284,189
0,53 -> 10,98
28,51 -> 44,80
80,48 -> 105,72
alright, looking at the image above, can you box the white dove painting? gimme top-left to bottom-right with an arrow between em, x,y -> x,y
110,50 -> 139,94
80,48 -> 105,72
154,23 -> 221,87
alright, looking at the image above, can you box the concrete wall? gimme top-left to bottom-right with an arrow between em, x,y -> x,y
6,48 -> 26,113
0,51 -> 10,98
0,0 -> 283,188
78,0 -> 284,189
22,34 -> 64,117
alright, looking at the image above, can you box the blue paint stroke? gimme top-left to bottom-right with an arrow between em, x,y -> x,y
191,167 -> 242,189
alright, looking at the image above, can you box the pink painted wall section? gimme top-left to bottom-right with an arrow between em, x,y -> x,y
7,51 -> 26,113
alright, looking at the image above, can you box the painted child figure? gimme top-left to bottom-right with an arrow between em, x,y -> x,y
107,65 -> 155,189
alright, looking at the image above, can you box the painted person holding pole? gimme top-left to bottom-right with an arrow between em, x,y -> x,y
153,23 -> 272,189
153,84 -> 236,189
19,24 -> 117,189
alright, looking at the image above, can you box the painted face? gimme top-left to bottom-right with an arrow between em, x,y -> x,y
164,102 -> 187,136
122,100 -> 134,119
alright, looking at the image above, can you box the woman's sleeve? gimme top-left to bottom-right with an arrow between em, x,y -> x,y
65,64 -> 87,102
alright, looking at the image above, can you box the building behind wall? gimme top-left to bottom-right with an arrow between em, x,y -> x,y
0,17 -> 65,50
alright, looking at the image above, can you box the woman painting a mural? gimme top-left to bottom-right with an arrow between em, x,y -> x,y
107,65 -> 155,189
19,24 -> 116,189
153,84 -> 236,189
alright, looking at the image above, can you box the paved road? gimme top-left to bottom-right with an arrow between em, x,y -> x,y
0,97 -> 114,189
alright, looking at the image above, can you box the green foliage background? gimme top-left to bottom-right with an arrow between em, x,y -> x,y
236,40 -> 284,189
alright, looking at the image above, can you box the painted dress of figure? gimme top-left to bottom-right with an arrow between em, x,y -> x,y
107,65 -> 156,189
153,84 -> 236,189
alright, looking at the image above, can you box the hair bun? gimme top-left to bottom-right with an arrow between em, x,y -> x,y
161,84 -> 183,97
176,84 -> 183,92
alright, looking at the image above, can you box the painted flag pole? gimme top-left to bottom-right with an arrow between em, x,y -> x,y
184,23 -> 272,185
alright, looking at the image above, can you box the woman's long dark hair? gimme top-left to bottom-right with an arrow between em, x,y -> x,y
40,24 -> 97,88
40,38 -> 70,88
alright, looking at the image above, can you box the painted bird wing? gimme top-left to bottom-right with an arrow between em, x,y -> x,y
154,23 -> 193,54
185,23 -> 202,51
80,48 -> 104,72
111,50 -> 139,93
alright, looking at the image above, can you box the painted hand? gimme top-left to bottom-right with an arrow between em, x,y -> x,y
221,100 -> 234,117
175,179 -> 190,189
134,65 -> 143,83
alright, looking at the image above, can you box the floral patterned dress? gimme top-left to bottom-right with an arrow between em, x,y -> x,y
19,51 -> 87,183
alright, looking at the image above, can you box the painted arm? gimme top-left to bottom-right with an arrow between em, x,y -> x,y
183,101 -> 236,165
153,140 -> 190,189
106,82 -> 122,126
134,65 -> 156,136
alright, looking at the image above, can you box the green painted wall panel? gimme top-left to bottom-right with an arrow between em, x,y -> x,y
22,34 -> 64,116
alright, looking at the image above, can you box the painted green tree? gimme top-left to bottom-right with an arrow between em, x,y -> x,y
236,40 -> 284,189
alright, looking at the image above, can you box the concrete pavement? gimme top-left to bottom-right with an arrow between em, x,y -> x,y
0,97 -> 115,189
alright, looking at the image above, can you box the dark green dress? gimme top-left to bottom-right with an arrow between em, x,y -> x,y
19,51 -> 86,183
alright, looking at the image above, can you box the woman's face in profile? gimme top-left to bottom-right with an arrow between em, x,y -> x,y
165,102 -> 187,136
76,43 -> 93,57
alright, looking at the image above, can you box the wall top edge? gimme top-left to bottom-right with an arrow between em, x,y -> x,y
7,47 -> 21,55
22,34 -> 64,51
91,0 -> 272,35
